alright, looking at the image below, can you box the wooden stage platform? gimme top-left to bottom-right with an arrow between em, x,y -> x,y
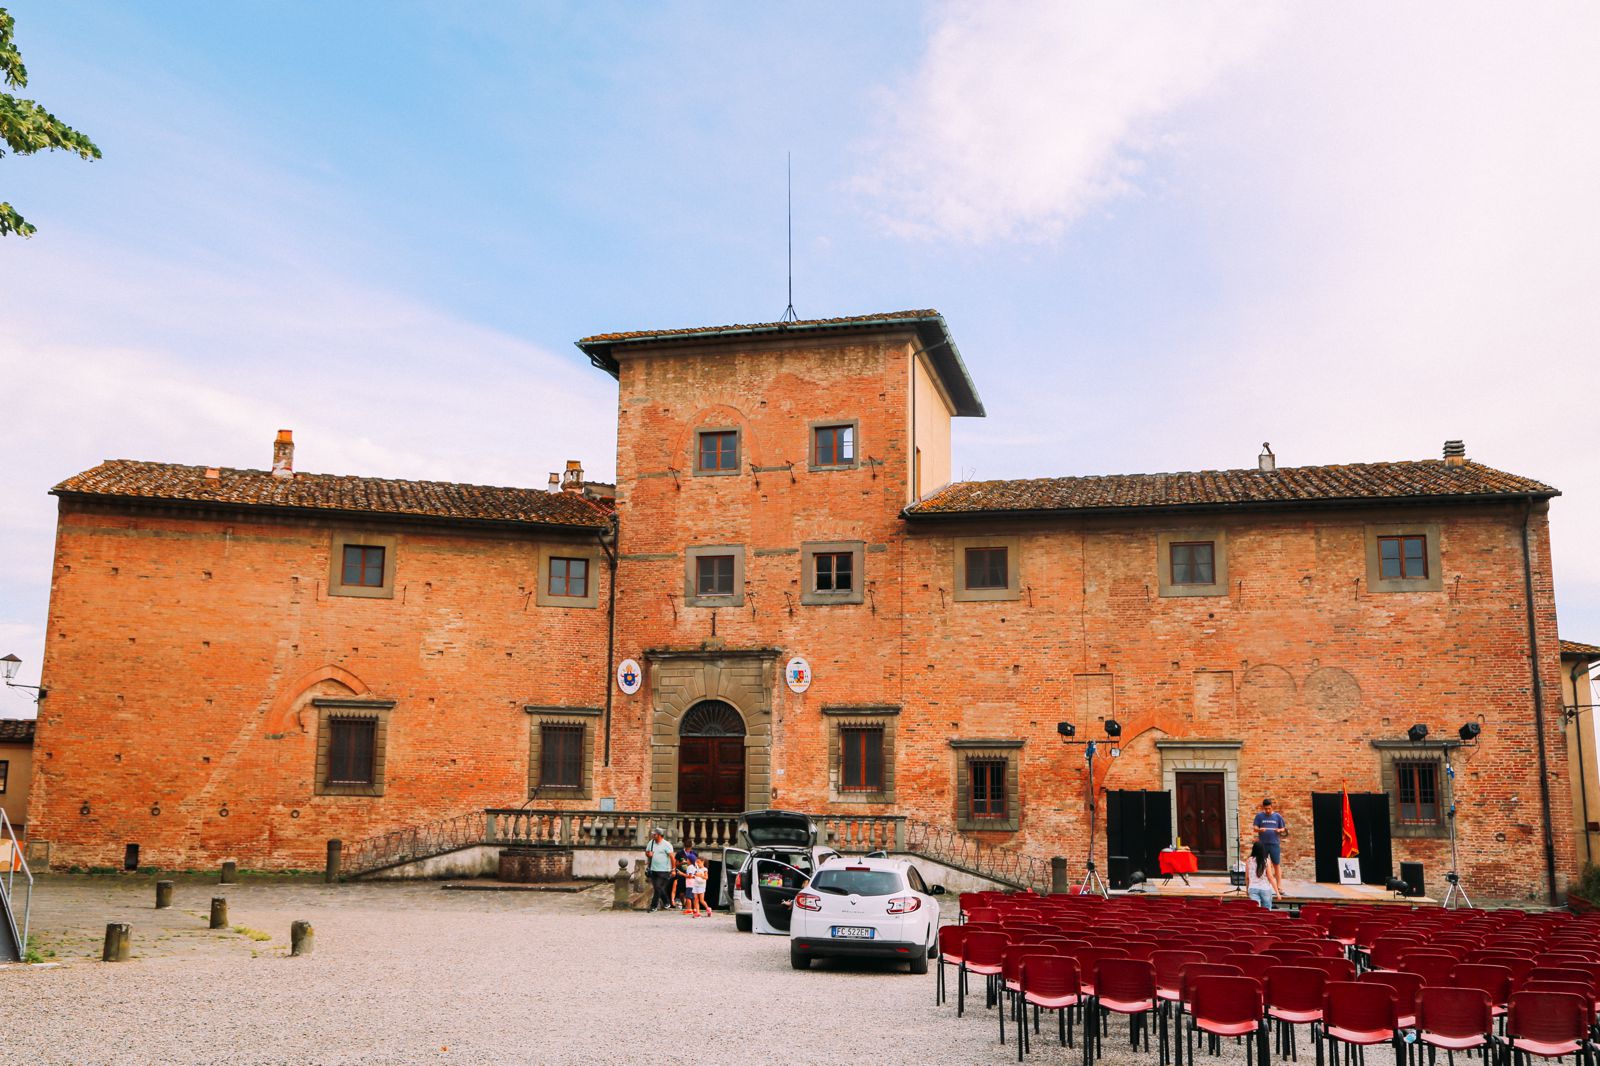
1112,873 -> 1437,907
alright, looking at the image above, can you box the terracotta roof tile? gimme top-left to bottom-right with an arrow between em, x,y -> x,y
578,309 -> 940,345
1561,639 -> 1600,659
0,718 -> 35,743
52,460 -> 612,530
908,460 -> 1557,517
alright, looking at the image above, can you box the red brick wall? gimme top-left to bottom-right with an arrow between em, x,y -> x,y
31,501 -> 610,870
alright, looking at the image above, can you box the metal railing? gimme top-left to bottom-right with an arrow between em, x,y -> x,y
342,808 -> 913,878
0,808 -> 33,960
904,817 -> 1052,892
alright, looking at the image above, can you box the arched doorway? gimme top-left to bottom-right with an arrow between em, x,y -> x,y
678,700 -> 746,812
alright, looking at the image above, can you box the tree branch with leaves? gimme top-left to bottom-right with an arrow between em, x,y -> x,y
1,7 -> 100,237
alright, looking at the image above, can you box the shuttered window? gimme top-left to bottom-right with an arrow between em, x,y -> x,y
326,718 -> 377,785
539,725 -> 584,789
968,758 -> 1007,820
840,727 -> 884,792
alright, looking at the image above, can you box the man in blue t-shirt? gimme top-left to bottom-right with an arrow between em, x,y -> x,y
1252,798 -> 1288,894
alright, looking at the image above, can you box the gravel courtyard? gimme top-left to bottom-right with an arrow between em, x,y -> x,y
4,876 -> 1298,1066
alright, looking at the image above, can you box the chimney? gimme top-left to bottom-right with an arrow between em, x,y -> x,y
271,429 -> 294,479
547,473 -> 561,493
561,459 -> 584,493
203,466 -> 221,486
1258,442 -> 1276,472
1443,440 -> 1466,467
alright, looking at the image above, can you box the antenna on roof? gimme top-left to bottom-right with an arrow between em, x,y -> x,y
781,152 -> 797,323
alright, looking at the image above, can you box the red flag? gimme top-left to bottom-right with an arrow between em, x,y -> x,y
1340,788 -> 1360,858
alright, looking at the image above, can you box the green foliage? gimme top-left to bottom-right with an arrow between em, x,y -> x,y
1575,862 -> 1600,906
0,7 -> 101,237
232,925 -> 273,942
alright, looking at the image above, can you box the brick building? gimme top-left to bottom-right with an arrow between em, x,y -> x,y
27,311 -> 1578,900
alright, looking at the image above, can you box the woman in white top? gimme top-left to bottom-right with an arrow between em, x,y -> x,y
1246,840 -> 1276,910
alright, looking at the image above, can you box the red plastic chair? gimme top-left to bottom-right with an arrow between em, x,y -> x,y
1263,945 -> 1317,964
1069,947 -> 1130,998
1198,944 -> 1238,963
1395,953 -> 1458,987
1469,952 -> 1536,982
1505,990 -> 1591,1062
1303,939 -> 1349,960
1368,936 -> 1423,972
1264,965 -> 1327,1062
1321,981 -> 1400,1066
936,925 -> 969,1006
1301,956 -> 1358,983
1093,958 -> 1160,1062
999,949 -> 1060,1047
1327,911 -> 1363,948
1221,954 -> 1277,983
1185,975 -> 1267,1066
1449,962 -> 1514,1018
1017,955 -> 1082,1061
1359,970 -> 1423,1029
1415,986 -> 1495,1055
959,930 -> 1010,1018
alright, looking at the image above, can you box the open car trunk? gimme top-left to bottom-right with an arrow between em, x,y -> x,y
750,857 -> 809,935
738,810 -> 817,849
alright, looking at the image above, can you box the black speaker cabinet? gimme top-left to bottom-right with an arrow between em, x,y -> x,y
1399,861 -> 1425,898
1108,854 -> 1131,890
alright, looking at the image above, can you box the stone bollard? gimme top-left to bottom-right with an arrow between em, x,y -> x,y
220,860 -> 237,885
612,859 -> 631,910
102,923 -> 131,962
209,897 -> 228,930
1050,856 -> 1070,895
155,880 -> 174,909
290,919 -> 314,956
325,839 -> 342,884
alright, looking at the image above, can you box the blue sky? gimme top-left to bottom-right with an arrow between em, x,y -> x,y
2,2 -> 1598,702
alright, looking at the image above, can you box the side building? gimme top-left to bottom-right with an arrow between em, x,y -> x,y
28,434 -> 615,871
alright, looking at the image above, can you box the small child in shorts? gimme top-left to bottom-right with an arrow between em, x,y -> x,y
689,856 -> 710,916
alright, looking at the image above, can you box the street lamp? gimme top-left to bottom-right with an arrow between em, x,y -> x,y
2,653 -> 46,701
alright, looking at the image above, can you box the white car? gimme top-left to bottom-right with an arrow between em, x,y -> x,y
787,856 -> 945,973
724,809 -> 839,934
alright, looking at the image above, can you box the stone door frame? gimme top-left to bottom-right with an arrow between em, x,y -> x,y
1157,739 -> 1243,869
645,648 -> 778,812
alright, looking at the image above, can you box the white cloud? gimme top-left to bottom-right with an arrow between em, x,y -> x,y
863,2 -> 1600,636
855,1 -> 1281,241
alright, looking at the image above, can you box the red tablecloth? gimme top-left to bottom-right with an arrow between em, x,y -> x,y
1159,849 -> 1199,875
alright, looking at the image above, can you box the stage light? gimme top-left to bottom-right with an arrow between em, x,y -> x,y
1104,719 -> 1122,738
1057,721 -> 1076,739
1407,723 -> 1429,743
1385,877 -> 1412,897
1458,722 -> 1481,742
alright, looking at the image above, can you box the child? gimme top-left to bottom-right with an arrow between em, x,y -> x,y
677,849 -> 697,914
689,856 -> 710,917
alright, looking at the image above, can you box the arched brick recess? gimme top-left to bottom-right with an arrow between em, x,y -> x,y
1091,708 -> 1191,798
263,664 -> 372,735
646,650 -> 777,810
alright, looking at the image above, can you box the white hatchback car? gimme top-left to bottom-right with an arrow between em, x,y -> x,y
787,856 -> 945,973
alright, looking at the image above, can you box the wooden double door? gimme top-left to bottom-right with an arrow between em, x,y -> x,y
1175,771 -> 1229,871
677,700 -> 748,813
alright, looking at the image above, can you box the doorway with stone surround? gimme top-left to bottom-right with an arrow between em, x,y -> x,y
1158,740 -> 1242,873
645,649 -> 776,814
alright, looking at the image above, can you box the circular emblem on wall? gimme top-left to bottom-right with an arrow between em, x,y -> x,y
616,658 -> 643,695
784,656 -> 812,694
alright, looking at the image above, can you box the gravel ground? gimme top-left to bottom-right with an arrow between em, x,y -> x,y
3,876 -> 1308,1066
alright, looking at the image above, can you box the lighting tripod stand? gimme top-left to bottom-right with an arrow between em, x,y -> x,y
1441,755 -> 1472,909
1077,740 -> 1109,897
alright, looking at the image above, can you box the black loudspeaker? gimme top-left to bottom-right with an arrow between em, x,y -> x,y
1108,855 -> 1131,890
1399,861 -> 1425,898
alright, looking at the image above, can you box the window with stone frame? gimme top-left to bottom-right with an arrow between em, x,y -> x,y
952,739 -> 1023,831
825,706 -> 897,803
1378,535 -> 1428,581
1169,541 -> 1216,586
801,541 -> 865,606
1364,523 -> 1443,593
314,698 -> 394,797
811,422 -> 857,469
328,531 -> 397,599
1373,740 -> 1451,839
953,536 -> 1021,602
684,546 -> 745,607
697,554 -> 736,596
1156,529 -> 1228,597
527,706 -> 599,800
